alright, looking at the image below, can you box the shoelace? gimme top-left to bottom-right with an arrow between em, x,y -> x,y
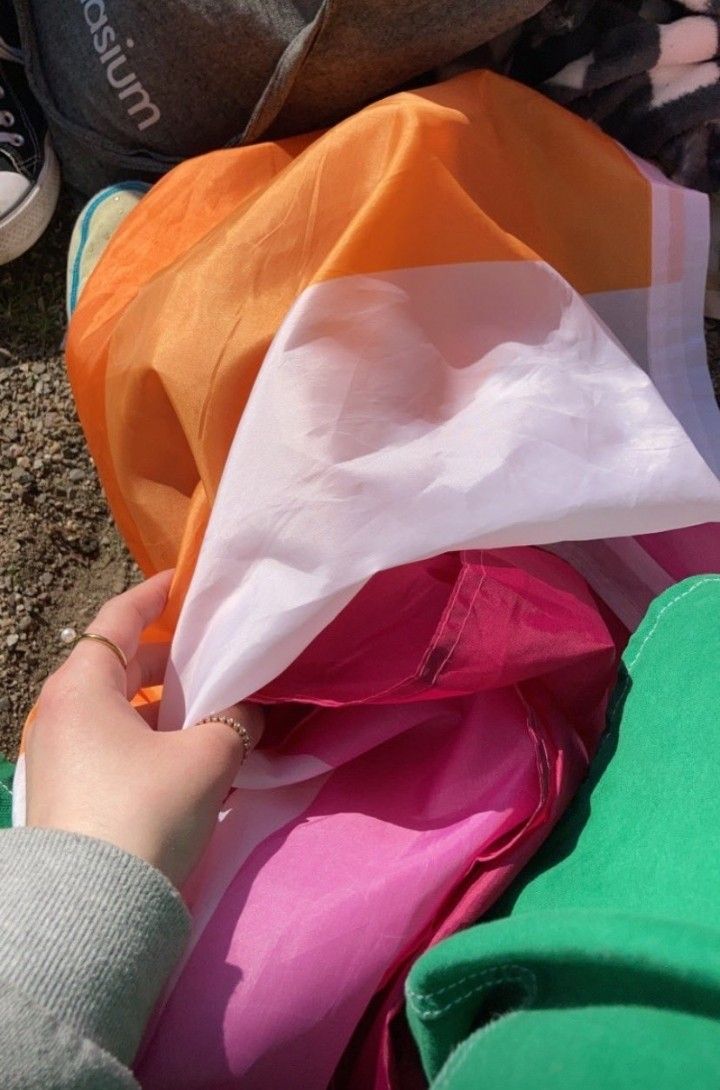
0,40 -> 24,150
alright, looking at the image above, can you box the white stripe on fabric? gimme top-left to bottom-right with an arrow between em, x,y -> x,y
165,771 -> 326,985
11,754 -> 25,828
547,537 -> 674,630
625,151 -> 719,477
161,259 -> 720,741
151,774 -> 329,1013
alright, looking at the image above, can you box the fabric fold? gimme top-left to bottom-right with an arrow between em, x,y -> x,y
49,71 -> 720,1088
407,575 -> 720,1089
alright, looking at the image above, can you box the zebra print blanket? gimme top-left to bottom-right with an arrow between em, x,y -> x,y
506,1 -> 720,192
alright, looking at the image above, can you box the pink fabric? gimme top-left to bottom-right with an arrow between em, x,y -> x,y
550,524 -> 720,630
638,524 -> 720,580
137,547 -> 616,1089
338,529 -> 720,1089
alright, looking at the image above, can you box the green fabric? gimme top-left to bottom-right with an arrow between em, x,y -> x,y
430,1007 -> 720,1090
0,760 -> 15,830
406,575 -> 720,1088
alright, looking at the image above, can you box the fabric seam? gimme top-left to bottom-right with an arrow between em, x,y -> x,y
407,964 -> 537,1020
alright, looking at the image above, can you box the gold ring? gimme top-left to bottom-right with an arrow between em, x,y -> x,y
75,632 -> 128,670
198,715 -> 253,764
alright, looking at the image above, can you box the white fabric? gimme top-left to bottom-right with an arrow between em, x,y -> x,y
160,258 -> 720,735
637,155 -> 718,475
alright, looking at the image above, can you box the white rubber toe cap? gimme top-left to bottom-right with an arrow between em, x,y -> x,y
0,136 -> 61,264
0,169 -> 31,216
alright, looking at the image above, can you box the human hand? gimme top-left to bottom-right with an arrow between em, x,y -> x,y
26,571 -> 263,888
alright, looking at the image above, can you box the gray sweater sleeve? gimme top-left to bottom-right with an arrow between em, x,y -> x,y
0,827 -> 191,1089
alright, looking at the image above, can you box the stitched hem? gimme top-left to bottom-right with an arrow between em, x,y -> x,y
406,963 -> 538,1021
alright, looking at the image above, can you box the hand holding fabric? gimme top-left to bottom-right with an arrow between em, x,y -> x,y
25,571 -> 263,888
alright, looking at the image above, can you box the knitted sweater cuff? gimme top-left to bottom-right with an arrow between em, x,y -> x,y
0,827 -> 190,1065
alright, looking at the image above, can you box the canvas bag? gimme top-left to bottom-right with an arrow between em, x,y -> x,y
13,0 -> 549,192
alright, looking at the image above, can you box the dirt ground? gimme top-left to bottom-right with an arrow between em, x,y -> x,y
0,194 -> 139,758
0,195 -> 719,761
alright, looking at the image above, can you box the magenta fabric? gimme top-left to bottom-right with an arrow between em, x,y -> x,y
638,524 -> 720,580
256,548 -> 615,753
137,547 -> 617,1090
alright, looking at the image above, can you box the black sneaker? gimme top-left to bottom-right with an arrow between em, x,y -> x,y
0,30 -> 60,264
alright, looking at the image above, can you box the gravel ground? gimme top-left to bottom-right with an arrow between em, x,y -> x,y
0,194 -> 719,761
0,196 -> 138,758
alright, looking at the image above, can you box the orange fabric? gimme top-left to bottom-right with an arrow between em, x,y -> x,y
66,71 -> 653,627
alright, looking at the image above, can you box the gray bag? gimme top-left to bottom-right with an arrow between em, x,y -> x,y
15,0 -> 548,193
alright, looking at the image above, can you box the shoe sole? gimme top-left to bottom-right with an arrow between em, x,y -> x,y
66,181 -> 149,316
0,134 -> 61,264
